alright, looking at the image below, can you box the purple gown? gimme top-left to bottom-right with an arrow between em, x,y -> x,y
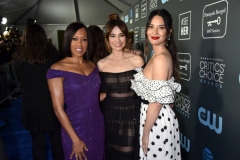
46,67 -> 104,160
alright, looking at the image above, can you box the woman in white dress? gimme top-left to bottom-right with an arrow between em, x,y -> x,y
131,9 -> 181,160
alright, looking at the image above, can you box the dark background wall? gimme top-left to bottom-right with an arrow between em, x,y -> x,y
120,0 -> 240,159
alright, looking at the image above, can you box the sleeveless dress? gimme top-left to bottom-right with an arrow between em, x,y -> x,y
131,68 -> 181,160
46,67 -> 104,160
99,70 -> 141,160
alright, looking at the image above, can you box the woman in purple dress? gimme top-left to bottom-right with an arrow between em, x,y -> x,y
46,22 -> 104,160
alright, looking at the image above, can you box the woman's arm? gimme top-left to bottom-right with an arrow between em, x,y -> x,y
142,54 -> 169,154
47,77 -> 88,159
100,93 -> 106,102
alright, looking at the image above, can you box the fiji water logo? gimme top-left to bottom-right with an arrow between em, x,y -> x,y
180,133 -> 190,152
202,148 -> 213,160
198,107 -> 223,134
161,0 -> 169,4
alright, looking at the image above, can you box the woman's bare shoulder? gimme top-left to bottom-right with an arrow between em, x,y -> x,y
127,53 -> 144,67
50,58 -> 69,70
97,56 -> 111,71
152,51 -> 172,66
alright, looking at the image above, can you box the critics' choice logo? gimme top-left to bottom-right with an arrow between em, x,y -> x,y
175,93 -> 190,118
141,27 -> 145,40
135,4 -> 139,21
178,53 -> 191,81
180,132 -> 190,152
149,0 -> 157,11
134,27 -> 139,43
198,107 -> 223,134
141,0 -> 147,18
202,148 -> 214,160
178,11 -> 191,40
199,57 -> 225,89
202,0 -> 228,39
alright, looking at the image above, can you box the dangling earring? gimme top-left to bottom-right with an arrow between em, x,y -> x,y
166,37 -> 170,46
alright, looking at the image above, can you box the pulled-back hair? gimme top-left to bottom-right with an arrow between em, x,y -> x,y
145,9 -> 180,82
13,24 -> 51,64
105,18 -> 130,53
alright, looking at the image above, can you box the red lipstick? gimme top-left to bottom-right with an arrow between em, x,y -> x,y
151,36 -> 159,40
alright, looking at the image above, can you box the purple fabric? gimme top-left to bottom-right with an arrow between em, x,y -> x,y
46,67 -> 104,160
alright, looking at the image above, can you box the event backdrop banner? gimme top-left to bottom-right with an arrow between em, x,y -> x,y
120,0 -> 240,159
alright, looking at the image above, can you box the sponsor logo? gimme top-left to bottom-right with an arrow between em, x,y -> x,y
180,133 -> 190,152
161,0 -> 169,4
130,9 -> 133,24
202,0 -> 228,39
178,11 -> 191,40
141,0 -> 147,18
130,9 -> 133,19
198,107 -> 223,134
125,15 -> 129,23
175,93 -> 190,118
149,0 -> 158,11
134,27 -> 139,43
202,148 -> 214,160
178,53 -> 191,81
135,4 -> 139,21
141,27 -> 145,40
199,57 -> 225,89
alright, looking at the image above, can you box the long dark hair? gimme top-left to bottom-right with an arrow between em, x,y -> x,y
145,9 -> 180,82
88,25 -> 108,64
13,24 -> 51,64
62,22 -> 92,61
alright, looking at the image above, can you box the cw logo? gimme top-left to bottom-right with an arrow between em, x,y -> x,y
198,107 -> 223,134
180,133 -> 190,152
161,0 -> 169,4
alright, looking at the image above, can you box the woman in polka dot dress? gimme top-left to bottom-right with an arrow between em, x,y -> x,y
131,9 -> 181,160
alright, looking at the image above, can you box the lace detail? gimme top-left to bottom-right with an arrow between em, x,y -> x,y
99,70 -> 141,160
131,67 -> 181,104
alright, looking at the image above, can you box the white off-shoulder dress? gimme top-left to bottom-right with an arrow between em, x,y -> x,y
131,68 -> 181,160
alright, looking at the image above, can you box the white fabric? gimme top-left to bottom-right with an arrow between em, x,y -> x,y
131,67 -> 182,160
131,67 -> 181,104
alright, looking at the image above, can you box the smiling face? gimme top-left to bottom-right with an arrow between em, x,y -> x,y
147,15 -> 169,47
70,28 -> 88,57
108,26 -> 126,51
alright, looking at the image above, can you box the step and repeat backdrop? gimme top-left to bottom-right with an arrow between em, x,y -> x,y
120,0 -> 240,159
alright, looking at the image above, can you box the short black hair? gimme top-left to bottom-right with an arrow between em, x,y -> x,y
62,22 -> 92,60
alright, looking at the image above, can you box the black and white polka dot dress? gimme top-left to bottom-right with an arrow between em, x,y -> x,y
131,68 -> 181,160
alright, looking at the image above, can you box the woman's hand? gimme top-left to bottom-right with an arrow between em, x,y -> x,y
70,139 -> 88,160
129,49 -> 143,56
142,133 -> 149,154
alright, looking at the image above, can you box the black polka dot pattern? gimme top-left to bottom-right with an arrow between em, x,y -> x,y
131,68 -> 181,160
